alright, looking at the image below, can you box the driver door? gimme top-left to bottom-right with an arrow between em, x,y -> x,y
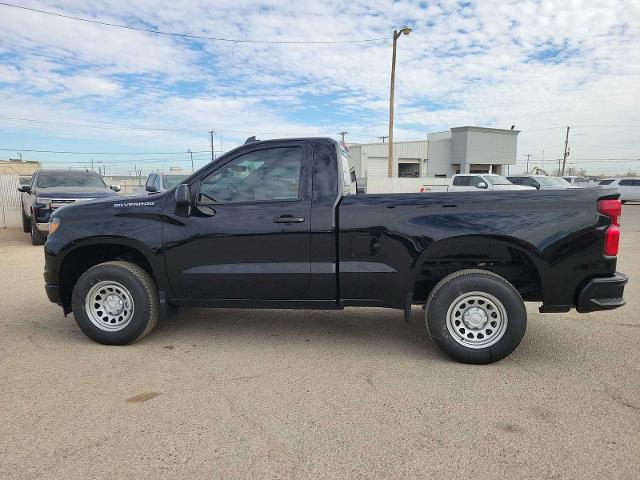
163,143 -> 312,301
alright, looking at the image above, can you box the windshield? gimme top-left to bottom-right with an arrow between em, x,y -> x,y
37,171 -> 106,188
551,177 -> 571,186
485,175 -> 512,185
162,175 -> 189,189
536,176 -> 561,187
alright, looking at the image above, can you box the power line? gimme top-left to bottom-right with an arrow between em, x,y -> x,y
0,115 -> 386,140
0,116 -> 191,132
0,147 -> 210,155
0,2 -> 386,44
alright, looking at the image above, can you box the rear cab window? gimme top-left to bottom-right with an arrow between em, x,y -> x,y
339,144 -> 357,195
598,179 -> 614,186
452,176 -> 470,186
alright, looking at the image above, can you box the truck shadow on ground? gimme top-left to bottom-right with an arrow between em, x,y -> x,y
149,306 -> 443,360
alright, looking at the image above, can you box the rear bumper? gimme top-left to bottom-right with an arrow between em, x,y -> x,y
576,272 -> 628,313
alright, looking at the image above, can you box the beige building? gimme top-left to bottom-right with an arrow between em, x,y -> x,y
348,126 -> 519,179
0,159 -> 41,176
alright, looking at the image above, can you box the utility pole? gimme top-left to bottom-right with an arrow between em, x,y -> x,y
188,149 -> 194,172
338,131 -> 349,143
388,26 -> 412,178
561,126 -> 570,176
525,154 -> 532,173
91,157 -> 94,172
209,130 -> 215,163
378,135 -> 388,143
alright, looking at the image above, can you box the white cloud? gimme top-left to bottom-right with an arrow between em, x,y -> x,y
0,0 -> 638,174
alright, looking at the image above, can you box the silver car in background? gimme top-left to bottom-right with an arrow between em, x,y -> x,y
507,175 -> 573,190
598,178 -> 640,203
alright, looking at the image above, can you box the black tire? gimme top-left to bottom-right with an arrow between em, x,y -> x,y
22,210 -> 31,233
30,215 -> 47,245
425,269 -> 527,364
71,261 -> 159,345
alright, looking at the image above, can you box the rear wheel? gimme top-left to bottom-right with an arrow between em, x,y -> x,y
425,269 -> 527,364
30,215 -> 47,245
71,261 -> 159,345
21,210 -> 31,233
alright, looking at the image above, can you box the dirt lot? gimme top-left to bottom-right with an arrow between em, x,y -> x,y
1,208 -> 639,479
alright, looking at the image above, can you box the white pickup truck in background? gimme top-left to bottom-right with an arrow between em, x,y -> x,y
420,174 -> 536,192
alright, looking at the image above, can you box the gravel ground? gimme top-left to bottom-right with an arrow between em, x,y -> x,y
1,207 -> 639,479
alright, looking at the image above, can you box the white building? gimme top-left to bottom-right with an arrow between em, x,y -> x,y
348,126 -> 519,179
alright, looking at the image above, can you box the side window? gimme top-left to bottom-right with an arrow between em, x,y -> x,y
522,178 -> 538,187
468,176 -> 483,187
619,179 -> 634,186
199,147 -> 302,203
508,177 -> 522,185
155,176 -> 162,190
634,180 -> 640,186
452,176 -> 469,186
145,175 -> 154,188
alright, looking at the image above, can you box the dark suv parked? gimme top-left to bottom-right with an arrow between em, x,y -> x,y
18,170 -> 120,245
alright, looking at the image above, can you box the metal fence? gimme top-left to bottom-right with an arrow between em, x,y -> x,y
0,174 -> 21,228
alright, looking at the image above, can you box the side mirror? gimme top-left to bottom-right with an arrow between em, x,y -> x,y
110,184 -> 121,192
18,185 -> 31,193
175,184 -> 191,217
146,184 -> 158,193
477,181 -> 488,189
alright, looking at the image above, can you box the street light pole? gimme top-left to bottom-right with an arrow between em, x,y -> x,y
209,130 -> 215,163
388,26 -> 412,178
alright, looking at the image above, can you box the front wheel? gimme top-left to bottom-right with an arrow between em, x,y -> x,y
22,210 -> 31,233
71,261 -> 159,345
425,269 -> 527,364
30,215 -> 47,245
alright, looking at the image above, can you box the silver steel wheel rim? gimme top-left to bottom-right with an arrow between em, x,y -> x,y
85,280 -> 134,332
445,291 -> 508,349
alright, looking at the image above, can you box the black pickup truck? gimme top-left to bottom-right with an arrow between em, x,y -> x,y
43,138 -> 627,363
18,169 -> 121,245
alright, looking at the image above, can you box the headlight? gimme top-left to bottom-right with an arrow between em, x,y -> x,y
36,197 -> 52,207
48,217 -> 60,236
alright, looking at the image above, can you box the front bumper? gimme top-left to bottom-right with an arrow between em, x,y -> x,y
576,272 -> 628,313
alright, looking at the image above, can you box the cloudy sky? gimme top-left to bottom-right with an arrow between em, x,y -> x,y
0,0 -> 639,175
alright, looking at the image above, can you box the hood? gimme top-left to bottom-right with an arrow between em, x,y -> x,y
52,191 -> 167,219
34,186 -> 117,198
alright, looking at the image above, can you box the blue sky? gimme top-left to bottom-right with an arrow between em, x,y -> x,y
0,0 -> 639,175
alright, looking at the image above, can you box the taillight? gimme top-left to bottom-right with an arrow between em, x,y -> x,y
598,199 -> 622,256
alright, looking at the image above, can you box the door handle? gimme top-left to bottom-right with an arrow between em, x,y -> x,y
273,215 -> 305,224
